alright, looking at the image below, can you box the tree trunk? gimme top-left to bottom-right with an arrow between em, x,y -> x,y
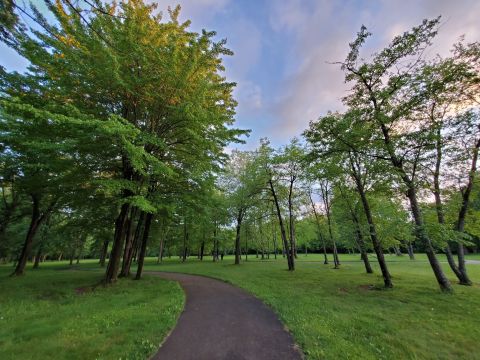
33,244 -> 42,269
105,202 -> 130,283
326,207 -> 340,269
320,182 -> 339,268
12,194 -> 42,276
200,241 -> 205,261
135,213 -> 153,280
244,226 -> 248,262
288,179 -> 297,260
234,209 -> 243,265
269,180 -> 294,270
157,237 -> 165,263
271,216 -> 278,260
308,191 -> 328,265
354,223 -> 373,274
119,209 -> 137,277
357,184 -> 392,287
433,126 -> 464,282
120,210 -> 144,277
99,239 -> 109,267
379,121 -> 451,291
453,137 -> 480,286
407,243 -> 415,260
406,178 -> 452,291
213,224 -> 218,262
350,159 -> 392,287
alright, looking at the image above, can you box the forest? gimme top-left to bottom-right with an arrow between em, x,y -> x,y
1,1 -> 480,359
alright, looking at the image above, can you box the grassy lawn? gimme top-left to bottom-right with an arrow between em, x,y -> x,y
142,253 -> 480,360
0,264 -> 184,360
1,253 -> 479,360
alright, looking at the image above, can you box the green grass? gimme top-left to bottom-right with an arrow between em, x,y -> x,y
142,253 -> 480,360
0,264 -> 184,360
2,254 -> 479,359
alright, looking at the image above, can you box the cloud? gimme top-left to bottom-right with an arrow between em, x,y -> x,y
149,0 -> 230,26
235,81 -> 262,112
268,0 -> 480,140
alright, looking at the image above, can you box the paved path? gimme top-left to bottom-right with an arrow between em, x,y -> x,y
148,272 -> 302,360
466,260 -> 480,264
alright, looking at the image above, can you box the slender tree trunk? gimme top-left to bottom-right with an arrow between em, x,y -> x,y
353,222 -> 373,274
105,202 -> 130,283
407,243 -> 415,260
288,179 -> 297,260
269,180 -> 294,270
356,184 -> 392,287
234,209 -> 243,265
320,182 -> 339,268
326,208 -> 340,269
379,122 -> 451,291
33,244 -> 42,269
120,211 -> 144,277
135,213 -> 153,280
350,159 -> 392,287
182,217 -> 188,262
308,191 -> 329,265
157,236 -> 165,263
273,226 -> 277,260
433,126 -> 464,282
119,209 -> 137,277
245,226 -> 248,262
200,241 -> 205,261
12,194 -> 43,276
453,137 -> 480,285
406,179 -> 452,291
213,223 -> 218,262
99,239 -> 109,267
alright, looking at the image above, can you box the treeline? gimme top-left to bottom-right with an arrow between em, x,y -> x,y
1,3 -> 480,293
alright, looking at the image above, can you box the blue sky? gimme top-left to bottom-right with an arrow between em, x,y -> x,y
1,0 -> 480,150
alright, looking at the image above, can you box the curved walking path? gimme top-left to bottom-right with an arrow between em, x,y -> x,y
148,272 -> 302,360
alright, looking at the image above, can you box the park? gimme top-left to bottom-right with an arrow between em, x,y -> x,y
1,0 -> 480,359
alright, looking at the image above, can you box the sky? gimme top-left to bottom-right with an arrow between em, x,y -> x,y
1,0 -> 480,151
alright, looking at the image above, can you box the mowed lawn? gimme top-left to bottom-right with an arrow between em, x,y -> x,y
144,253 -> 480,360
0,264 -> 184,360
1,254 -> 479,360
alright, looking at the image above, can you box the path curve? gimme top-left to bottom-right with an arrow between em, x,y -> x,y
148,272 -> 302,360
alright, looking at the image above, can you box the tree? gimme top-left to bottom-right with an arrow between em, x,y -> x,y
1,0 -> 246,282
340,19 -> 453,291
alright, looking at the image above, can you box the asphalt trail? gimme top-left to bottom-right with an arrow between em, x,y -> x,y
149,272 -> 302,360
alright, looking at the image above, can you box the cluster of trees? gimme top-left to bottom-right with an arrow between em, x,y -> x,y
211,18 -> 480,293
0,0 -> 246,282
1,2 -> 479,294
